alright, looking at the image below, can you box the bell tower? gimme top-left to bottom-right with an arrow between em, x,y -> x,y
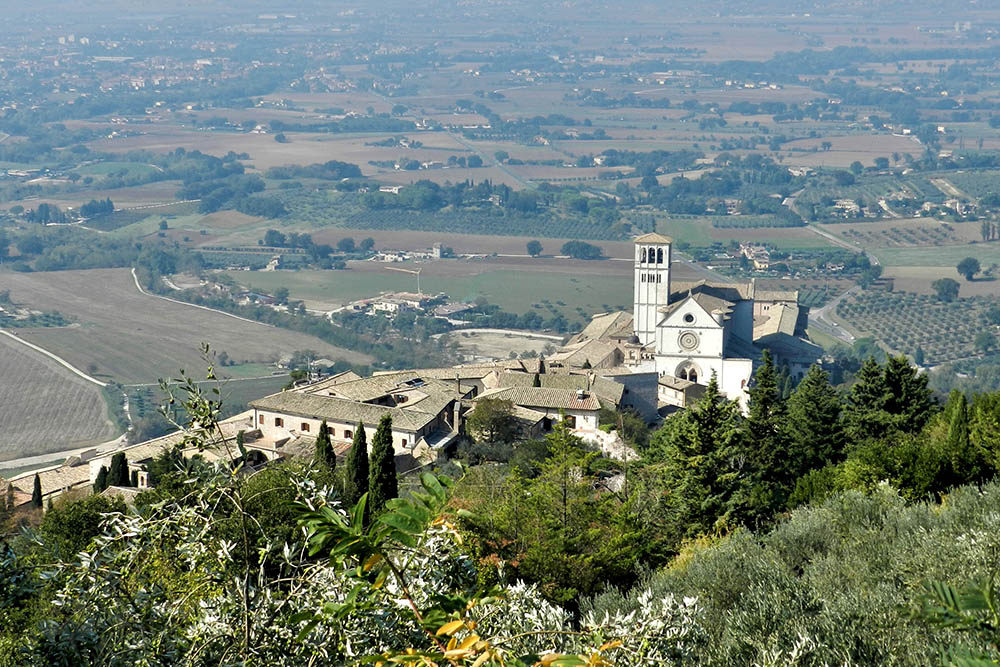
632,233 -> 673,346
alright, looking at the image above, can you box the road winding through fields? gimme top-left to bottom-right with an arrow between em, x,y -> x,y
130,267 -> 274,327
809,285 -> 859,346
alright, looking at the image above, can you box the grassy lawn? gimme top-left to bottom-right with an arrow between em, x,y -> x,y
222,268 -> 633,321
805,327 -> 844,352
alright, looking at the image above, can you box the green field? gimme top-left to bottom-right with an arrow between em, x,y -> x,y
223,268 -> 634,320
73,161 -> 162,179
655,217 -> 835,250
874,243 -> 1000,267
126,375 -> 289,424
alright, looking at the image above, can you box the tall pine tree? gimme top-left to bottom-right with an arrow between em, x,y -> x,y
343,421 -> 369,507
368,415 -> 398,517
786,364 -> 845,476
314,420 -> 336,470
649,376 -> 746,539
845,357 -> 891,441
742,349 -> 792,520
883,355 -> 935,433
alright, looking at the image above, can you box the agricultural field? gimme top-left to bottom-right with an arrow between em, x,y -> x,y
938,170 -> 1000,200
873,243 -> 1000,269
71,161 -> 163,181
780,134 -> 923,168
126,375 -> 289,426
7,181 -> 183,212
883,267 -> 1000,298
654,217 -> 835,250
220,260 -> 636,322
832,219 -> 965,248
835,290 -> 1000,364
2,268 -> 366,385
307,229 -> 635,258
0,334 -> 118,460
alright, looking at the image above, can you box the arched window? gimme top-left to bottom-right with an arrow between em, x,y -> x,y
676,362 -> 701,384
640,247 -> 647,263
656,248 -> 664,264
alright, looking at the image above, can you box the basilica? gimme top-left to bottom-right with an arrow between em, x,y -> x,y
556,233 -> 822,409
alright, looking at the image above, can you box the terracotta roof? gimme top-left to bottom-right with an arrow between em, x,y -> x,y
7,413 -> 255,500
491,371 -> 624,406
546,339 -> 622,369
251,390 -> 449,432
754,303 -> 799,339
476,386 -> 602,412
755,289 -> 799,302
671,279 -> 752,302
634,232 -> 674,244
571,311 -> 634,344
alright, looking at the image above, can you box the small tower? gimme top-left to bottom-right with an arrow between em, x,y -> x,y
632,233 -> 672,346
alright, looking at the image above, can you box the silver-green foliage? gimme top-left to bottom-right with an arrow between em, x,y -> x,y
586,481 -> 1000,665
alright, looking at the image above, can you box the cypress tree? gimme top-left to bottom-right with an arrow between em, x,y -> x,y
368,415 -> 398,517
314,420 -> 336,470
108,452 -> 129,487
946,391 -> 986,485
344,421 -> 369,507
94,466 -> 110,493
31,474 -> 42,508
786,364 -> 845,476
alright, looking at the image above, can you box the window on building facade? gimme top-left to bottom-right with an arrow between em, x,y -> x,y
640,247 -> 647,262
301,422 -> 310,432
274,417 -> 283,427
344,430 -> 352,439
259,414 -> 264,424
657,248 -> 664,263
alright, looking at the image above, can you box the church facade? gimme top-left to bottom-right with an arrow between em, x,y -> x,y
563,233 -> 822,411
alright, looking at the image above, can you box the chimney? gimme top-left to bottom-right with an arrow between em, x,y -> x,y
576,389 -> 586,400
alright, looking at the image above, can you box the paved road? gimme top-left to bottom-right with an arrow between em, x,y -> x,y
809,285 -> 859,346
451,132 -> 533,189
